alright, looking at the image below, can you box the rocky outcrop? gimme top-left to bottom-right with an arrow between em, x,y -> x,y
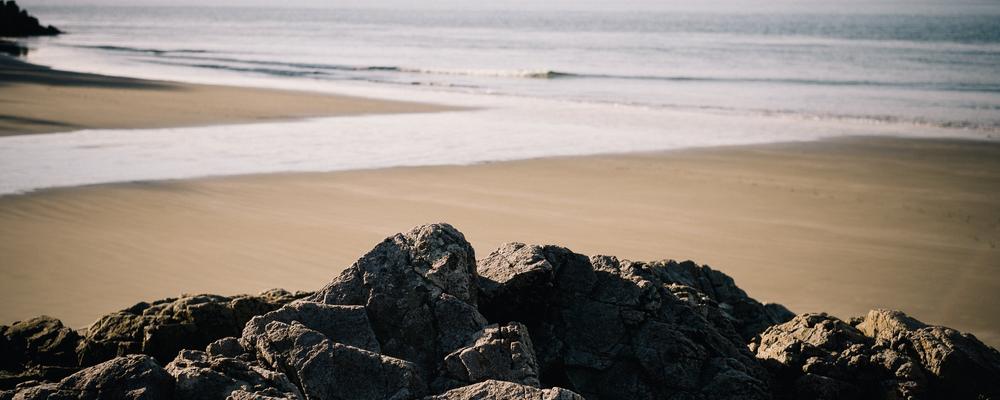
305,223 -> 488,386
425,379 -> 584,400
0,1 -> 60,37
442,322 -> 540,388
1,354 -> 174,400
5,223 -> 999,399
649,259 -> 794,340
0,40 -> 28,57
477,242 -> 773,399
240,302 -> 379,353
77,289 -> 309,366
753,310 -> 1000,399
165,350 -> 301,400
0,316 -> 82,388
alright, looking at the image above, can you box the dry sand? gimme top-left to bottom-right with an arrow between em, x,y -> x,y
1,136 -> 998,347
0,56 -> 452,135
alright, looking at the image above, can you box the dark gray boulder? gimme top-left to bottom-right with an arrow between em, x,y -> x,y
424,379 -> 584,400
753,310 -> 1000,400
0,316 -> 82,389
241,302 -> 379,353
305,223 -> 488,383
856,309 -> 1000,399
1,354 -> 173,400
649,259 -> 794,340
77,289 -> 309,366
250,320 -> 425,399
442,322 -> 540,388
476,242 -> 773,400
165,349 -> 302,400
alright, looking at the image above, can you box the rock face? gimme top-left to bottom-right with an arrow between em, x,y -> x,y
753,310 -> 1000,399
477,242 -> 775,399
1,354 -> 174,400
0,316 -> 82,388
442,322 -> 540,388
77,289 -> 309,366
649,259 -> 794,340
165,350 -> 301,400
5,223 -> 999,400
0,1 -> 61,37
426,379 -> 584,400
305,223 -> 488,386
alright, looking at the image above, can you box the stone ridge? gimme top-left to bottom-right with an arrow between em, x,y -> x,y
2,223 -> 998,400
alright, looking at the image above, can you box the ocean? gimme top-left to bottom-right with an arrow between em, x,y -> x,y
3,0 -> 999,194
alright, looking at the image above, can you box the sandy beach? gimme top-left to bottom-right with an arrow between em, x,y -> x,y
0,56 -> 452,135
1,135 -> 998,347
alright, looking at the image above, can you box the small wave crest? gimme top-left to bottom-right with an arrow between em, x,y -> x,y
81,44 -> 209,55
396,67 -> 571,79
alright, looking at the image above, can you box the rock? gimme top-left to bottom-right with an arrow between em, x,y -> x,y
206,337 -> 248,360
857,309 -> 1000,399
241,302 -> 379,353
6,223 -> 999,400
424,379 -> 584,400
442,322 -> 540,388
251,321 -> 426,399
754,310 -> 1000,400
0,1 -> 61,37
646,259 -> 794,340
0,40 -> 28,57
0,316 -> 82,389
77,289 -> 309,366
2,354 -> 173,399
165,349 -> 302,400
305,223 -> 487,381
477,242 -> 772,400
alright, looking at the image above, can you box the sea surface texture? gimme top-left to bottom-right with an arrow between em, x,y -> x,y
3,0 -> 999,193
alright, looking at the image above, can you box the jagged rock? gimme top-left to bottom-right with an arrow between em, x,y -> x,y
241,302 -> 379,353
1,354 -> 173,399
424,379 -> 584,400
644,259 -> 794,340
857,309 -> 1000,399
442,322 -> 540,388
6,223 -> 998,400
77,289 -> 309,366
305,223 -> 488,382
754,310 -> 1000,400
0,316 -> 82,389
477,242 -> 772,400
0,1 -> 60,37
206,337 -> 248,360
165,349 -> 301,400
251,321 -> 425,399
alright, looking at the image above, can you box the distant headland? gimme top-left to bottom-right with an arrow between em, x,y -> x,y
1,0 -> 61,37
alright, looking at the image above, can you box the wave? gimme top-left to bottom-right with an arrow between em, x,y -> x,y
81,44 -> 209,55
79,44 -> 1000,92
395,67 -> 569,79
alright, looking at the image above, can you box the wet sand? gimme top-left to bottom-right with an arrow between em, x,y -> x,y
1,136 -> 997,346
0,56 -> 452,135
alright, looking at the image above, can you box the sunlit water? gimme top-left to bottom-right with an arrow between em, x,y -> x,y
2,1 -> 999,194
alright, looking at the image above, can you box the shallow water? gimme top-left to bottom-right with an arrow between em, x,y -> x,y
3,0 -> 999,193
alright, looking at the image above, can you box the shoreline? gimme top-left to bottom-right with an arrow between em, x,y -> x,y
2,135 -> 998,348
3,134 -> 996,199
0,56 -> 458,136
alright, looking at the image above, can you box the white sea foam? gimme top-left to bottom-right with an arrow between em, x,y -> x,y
1,88 -> 992,196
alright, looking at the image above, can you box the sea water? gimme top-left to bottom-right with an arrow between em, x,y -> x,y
2,0 -> 999,194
